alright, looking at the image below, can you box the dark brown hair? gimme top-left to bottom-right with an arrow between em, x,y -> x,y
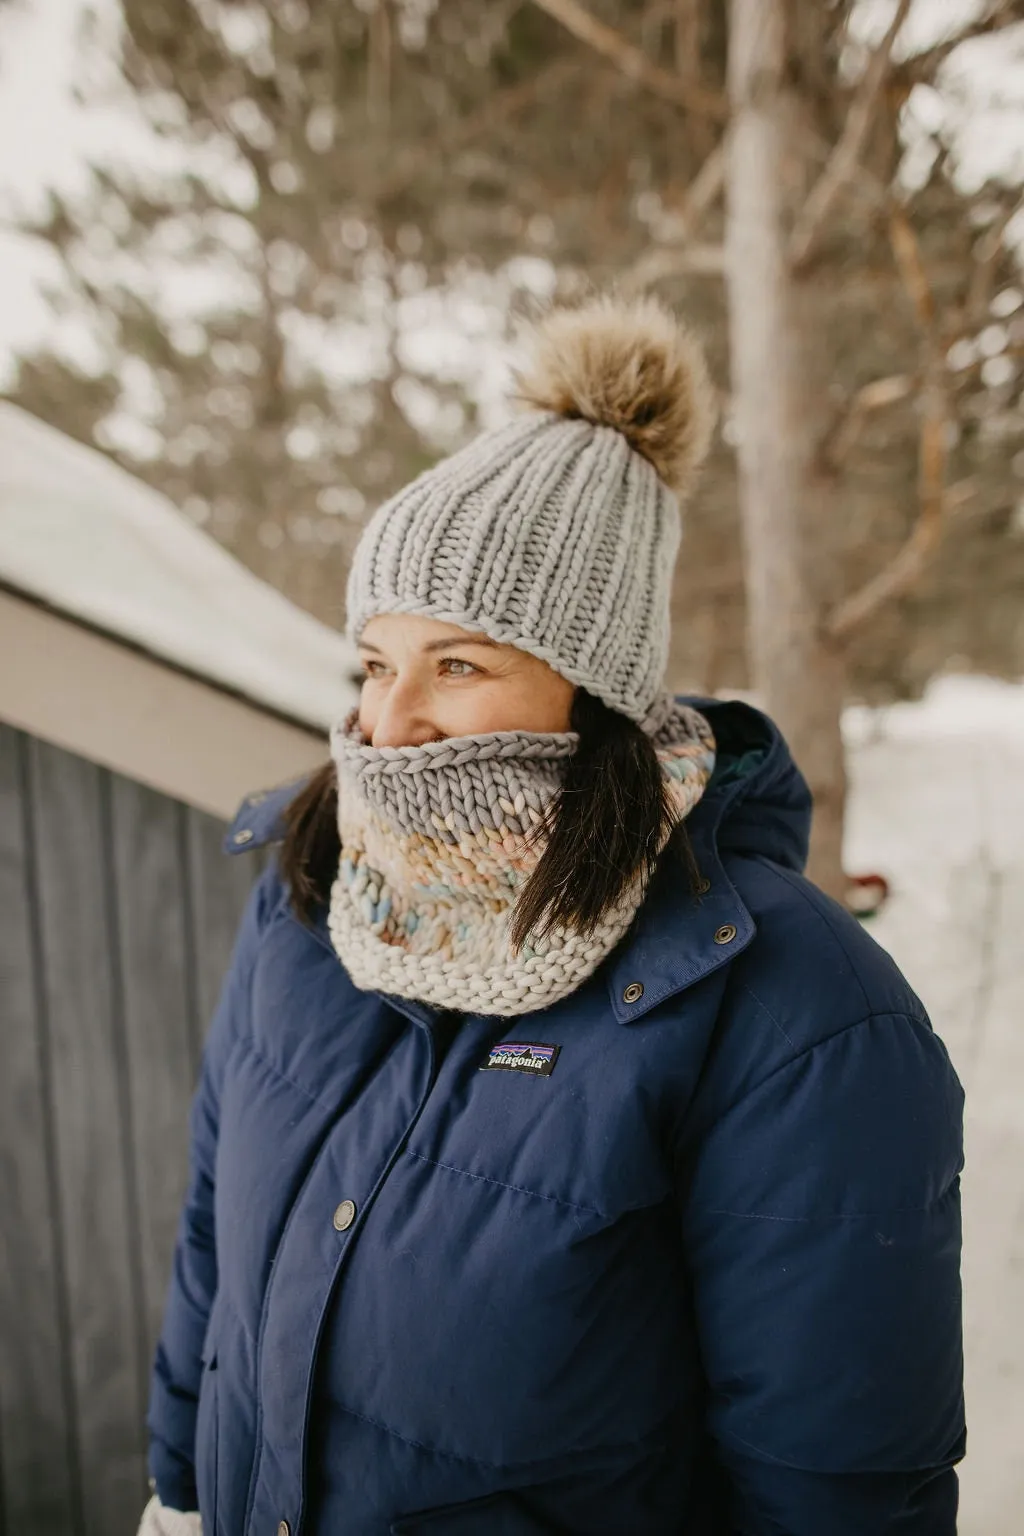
280,686 -> 704,944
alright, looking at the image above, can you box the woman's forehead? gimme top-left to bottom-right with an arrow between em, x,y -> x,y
358,613 -> 508,652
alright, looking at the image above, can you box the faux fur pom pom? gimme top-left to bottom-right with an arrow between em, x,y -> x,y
513,293 -> 716,498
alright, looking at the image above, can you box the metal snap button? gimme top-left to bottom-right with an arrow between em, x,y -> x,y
622,981 -> 644,1003
714,923 -> 737,945
333,1199 -> 357,1232
697,877 -> 711,895
233,828 -> 254,845
278,1522 -> 291,1536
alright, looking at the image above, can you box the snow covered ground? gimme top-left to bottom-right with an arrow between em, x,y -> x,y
844,675 -> 1024,1534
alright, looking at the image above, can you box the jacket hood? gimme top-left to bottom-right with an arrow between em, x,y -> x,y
682,695 -> 812,875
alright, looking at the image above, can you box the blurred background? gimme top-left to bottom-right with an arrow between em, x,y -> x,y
0,1 -> 1022,1533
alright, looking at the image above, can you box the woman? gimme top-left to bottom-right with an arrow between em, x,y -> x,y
139,296 -> 965,1535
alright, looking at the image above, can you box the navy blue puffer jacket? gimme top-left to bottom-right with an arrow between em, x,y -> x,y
147,696 -> 965,1535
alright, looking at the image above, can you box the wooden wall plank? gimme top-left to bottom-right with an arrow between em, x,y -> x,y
109,777 -> 197,1373
0,1411 -> 7,1536
26,740 -> 147,1536
0,725 -> 80,1535
0,733 -> 261,1536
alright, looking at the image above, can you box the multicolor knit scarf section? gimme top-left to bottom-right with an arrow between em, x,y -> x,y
327,695 -> 716,1017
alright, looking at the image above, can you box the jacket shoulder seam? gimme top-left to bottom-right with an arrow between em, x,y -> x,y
748,855 -> 874,1016
714,1009 -> 929,1123
238,1034 -> 331,1109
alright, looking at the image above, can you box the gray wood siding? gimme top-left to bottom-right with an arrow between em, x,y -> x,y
0,724 -> 264,1536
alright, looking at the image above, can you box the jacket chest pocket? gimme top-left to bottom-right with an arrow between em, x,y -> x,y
194,1304 -> 221,1533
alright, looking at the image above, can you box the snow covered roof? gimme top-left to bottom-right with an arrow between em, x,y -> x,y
0,401 -> 358,731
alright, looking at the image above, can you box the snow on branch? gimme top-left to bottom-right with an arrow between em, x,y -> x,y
893,2 -> 1024,86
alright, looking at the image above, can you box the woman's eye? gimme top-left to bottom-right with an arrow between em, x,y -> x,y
360,658 -> 477,678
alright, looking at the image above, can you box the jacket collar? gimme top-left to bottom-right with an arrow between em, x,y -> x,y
223,774 -> 310,854
222,695 -> 811,1028
604,693 -> 812,1023
603,817 -> 754,1024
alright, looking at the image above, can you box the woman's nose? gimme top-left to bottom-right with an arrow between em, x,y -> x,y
368,679 -> 439,749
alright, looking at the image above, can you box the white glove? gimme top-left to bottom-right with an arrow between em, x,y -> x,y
137,1492 -> 203,1536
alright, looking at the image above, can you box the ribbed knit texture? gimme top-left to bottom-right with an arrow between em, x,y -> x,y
344,411 -> 682,724
327,698 -> 716,1016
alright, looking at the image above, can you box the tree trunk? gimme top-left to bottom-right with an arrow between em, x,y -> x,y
723,0 -> 847,902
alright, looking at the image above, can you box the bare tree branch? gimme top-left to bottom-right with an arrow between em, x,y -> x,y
790,0 -> 912,270
678,141 -> 727,234
529,0 -> 727,118
672,0 -> 715,155
966,191 -> 1024,326
825,476 -> 944,642
827,211 -> 949,642
821,372 -> 916,469
372,59 -> 577,205
944,477 -> 980,515
890,203 -> 936,328
619,144 -> 725,293
621,242 -> 725,292
367,0 -> 393,130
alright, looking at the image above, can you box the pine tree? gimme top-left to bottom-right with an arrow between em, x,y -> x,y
5,1 -> 1024,892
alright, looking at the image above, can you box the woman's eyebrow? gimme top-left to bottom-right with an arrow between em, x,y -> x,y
359,636 -> 504,655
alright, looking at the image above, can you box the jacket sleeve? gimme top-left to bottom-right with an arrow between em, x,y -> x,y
679,1009 -> 966,1535
145,863 -> 277,1511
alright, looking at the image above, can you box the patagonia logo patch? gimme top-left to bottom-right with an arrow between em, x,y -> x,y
480,1041 -> 561,1077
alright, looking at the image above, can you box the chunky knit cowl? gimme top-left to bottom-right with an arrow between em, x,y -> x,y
327,696 -> 716,1017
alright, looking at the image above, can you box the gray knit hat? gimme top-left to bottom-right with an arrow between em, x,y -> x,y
344,294 -> 716,724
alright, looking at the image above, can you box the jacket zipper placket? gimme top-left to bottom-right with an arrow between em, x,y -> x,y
243,1009 -> 446,1536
